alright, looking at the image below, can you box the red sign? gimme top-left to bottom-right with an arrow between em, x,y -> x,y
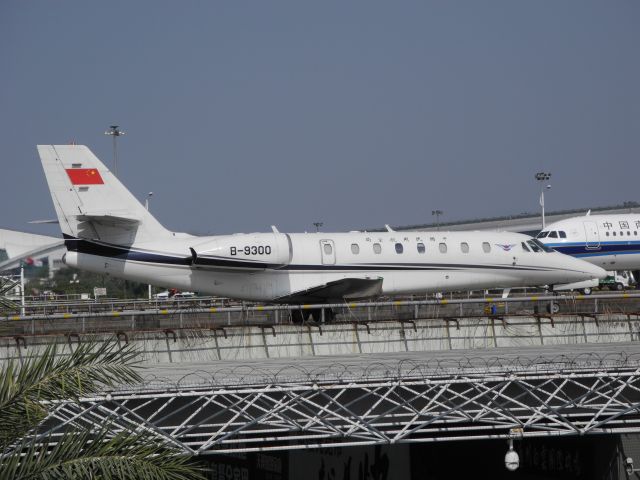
66,168 -> 104,185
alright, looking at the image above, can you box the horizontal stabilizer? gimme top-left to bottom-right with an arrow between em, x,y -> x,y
275,277 -> 383,303
28,219 -> 60,225
76,213 -> 141,226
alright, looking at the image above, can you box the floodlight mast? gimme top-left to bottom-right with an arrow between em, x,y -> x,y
145,192 -> 153,300
145,192 -> 153,211
535,172 -> 552,229
104,125 -> 125,177
432,210 -> 443,231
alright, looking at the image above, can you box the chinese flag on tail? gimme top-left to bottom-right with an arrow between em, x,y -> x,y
66,168 -> 104,185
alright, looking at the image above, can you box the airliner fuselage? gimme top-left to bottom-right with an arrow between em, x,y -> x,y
537,214 -> 640,270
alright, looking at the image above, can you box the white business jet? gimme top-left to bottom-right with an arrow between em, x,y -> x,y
38,145 -> 605,314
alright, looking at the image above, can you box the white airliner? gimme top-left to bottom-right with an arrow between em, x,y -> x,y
536,214 -> 640,270
38,145 -> 605,311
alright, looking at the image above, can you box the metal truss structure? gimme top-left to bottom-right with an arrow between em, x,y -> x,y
0,276 -> 20,313
35,348 -> 640,455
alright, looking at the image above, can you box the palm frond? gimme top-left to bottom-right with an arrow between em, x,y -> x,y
0,341 -> 142,448
1,424 -> 204,480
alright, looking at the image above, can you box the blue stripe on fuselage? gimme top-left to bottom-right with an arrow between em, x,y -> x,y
546,240 -> 640,258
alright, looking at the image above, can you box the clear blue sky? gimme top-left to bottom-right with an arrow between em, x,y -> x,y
1,1 -> 638,236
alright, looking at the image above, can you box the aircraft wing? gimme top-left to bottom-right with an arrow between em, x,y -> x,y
0,242 -> 65,272
275,277 -> 383,304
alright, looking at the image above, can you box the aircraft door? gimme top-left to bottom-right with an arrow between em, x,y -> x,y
320,239 -> 336,265
583,221 -> 600,249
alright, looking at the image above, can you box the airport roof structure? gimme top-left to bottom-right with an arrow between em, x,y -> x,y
378,201 -> 640,235
38,343 -> 640,454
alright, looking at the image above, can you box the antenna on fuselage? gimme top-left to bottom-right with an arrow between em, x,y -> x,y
586,210 -> 591,216
385,224 -> 395,232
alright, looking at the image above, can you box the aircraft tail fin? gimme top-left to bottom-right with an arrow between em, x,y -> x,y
37,145 -> 172,245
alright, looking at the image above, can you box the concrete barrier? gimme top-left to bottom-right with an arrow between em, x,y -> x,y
2,313 -> 638,365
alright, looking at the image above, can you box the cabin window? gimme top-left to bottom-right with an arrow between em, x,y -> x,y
395,243 -> 403,254
613,232 -> 617,236
628,231 -> 632,236
559,231 -> 567,238
351,243 -> 360,254
606,232 -> 610,237
460,242 -> 469,253
417,242 -> 426,254
548,231 -> 558,238
635,232 -> 638,236
537,231 -> 549,238
323,243 -> 333,255
521,242 -> 530,252
482,242 -> 491,253
373,243 -> 382,254
439,243 -> 447,253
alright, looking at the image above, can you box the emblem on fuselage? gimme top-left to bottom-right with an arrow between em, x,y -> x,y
495,244 -> 516,252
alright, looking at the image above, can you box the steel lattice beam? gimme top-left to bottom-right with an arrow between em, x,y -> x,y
35,350 -> 640,455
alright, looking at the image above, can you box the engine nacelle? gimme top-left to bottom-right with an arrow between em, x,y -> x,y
190,233 -> 290,269
62,251 -> 78,267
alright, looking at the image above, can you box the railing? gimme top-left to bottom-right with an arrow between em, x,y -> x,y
1,292 -> 640,338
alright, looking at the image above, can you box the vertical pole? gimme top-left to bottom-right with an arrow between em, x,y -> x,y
20,266 -> 25,317
146,194 -> 152,300
541,188 -> 545,229
113,134 -> 117,177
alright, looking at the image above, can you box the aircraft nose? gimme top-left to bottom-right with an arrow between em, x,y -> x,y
585,262 -> 607,280
570,258 -> 607,280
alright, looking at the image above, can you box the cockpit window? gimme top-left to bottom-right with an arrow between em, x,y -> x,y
527,240 -> 541,252
559,231 -> 567,238
536,231 -> 549,238
532,238 -> 554,252
548,231 -> 558,238
521,242 -> 531,252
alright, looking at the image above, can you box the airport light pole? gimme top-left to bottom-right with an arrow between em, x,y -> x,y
146,192 -> 153,300
313,222 -> 323,233
104,125 -> 125,177
535,172 -> 552,229
432,210 -> 443,231
145,191 -> 153,211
